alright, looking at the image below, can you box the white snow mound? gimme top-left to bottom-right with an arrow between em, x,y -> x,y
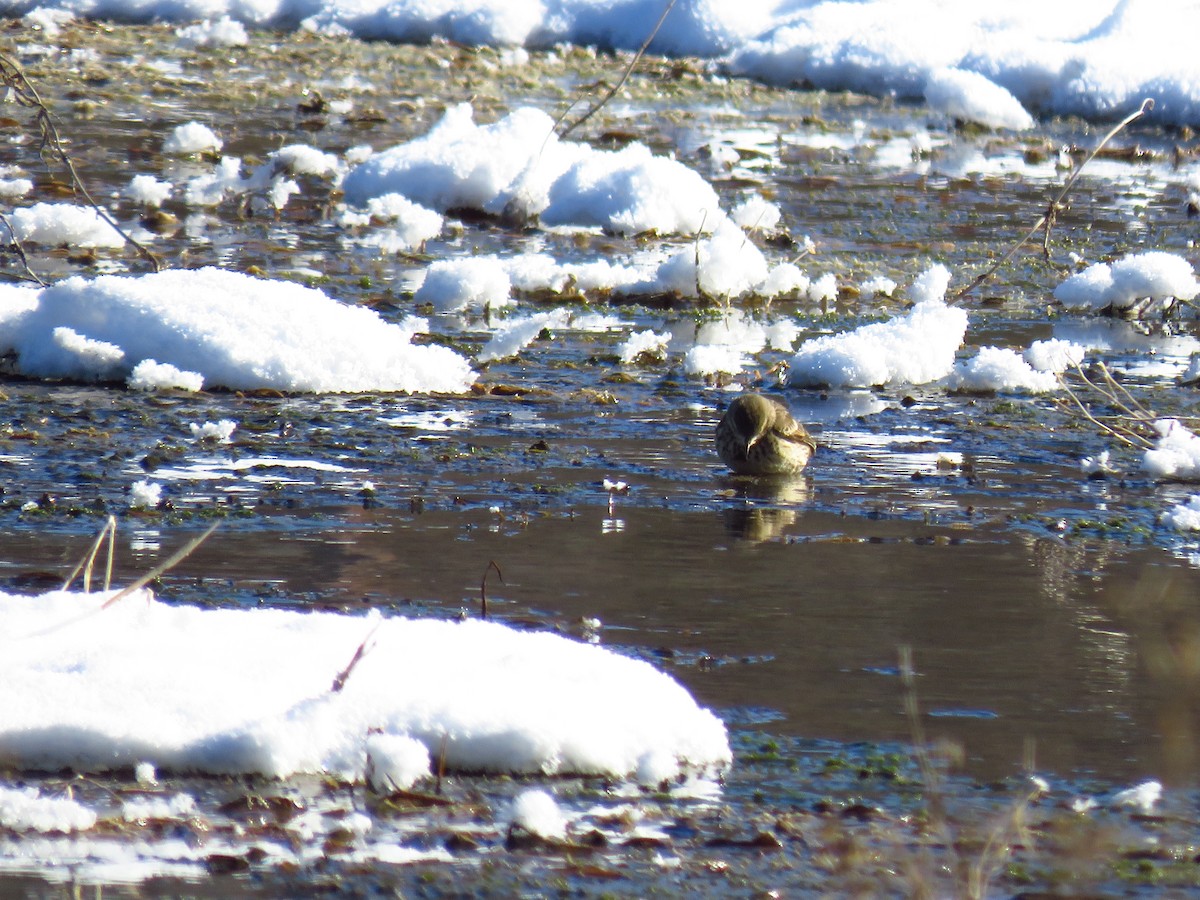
342,103 -> 723,236
1144,419 -> 1200,481
788,266 -> 967,388
0,590 -> 731,782
948,346 -> 1059,393
1055,252 -> 1200,313
0,268 -> 476,393
924,67 -> 1035,130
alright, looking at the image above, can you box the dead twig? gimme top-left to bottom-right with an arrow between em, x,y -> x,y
1053,360 -> 1174,450
480,559 -> 502,619
0,211 -> 46,286
330,620 -> 382,693
558,0 -> 678,139
100,521 -> 220,609
62,515 -> 117,593
0,52 -> 161,274
953,98 -> 1154,301
1056,375 -> 1150,449
435,733 -> 449,795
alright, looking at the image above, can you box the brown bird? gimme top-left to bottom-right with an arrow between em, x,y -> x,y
715,393 -> 817,476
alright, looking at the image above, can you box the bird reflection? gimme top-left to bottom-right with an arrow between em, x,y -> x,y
719,476 -> 811,542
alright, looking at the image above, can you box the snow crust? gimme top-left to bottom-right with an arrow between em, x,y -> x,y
343,104 -> 723,237
948,346 -> 1059,394
1164,495 -> 1200,531
924,67 -> 1034,130
9,203 -> 124,248
163,122 -> 222,155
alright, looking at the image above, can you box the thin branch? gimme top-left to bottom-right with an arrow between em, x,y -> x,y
62,515 -> 118,592
480,559 -> 502,619
0,52 -> 161,274
0,212 -> 46,286
100,521 -> 220,609
953,98 -> 1154,301
330,621 -> 382,693
558,0 -> 677,140
1055,374 -> 1151,449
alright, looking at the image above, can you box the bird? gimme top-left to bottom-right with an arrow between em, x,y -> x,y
715,393 -> 817,476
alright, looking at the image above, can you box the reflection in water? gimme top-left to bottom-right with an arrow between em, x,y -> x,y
1054,318 -> 1200,359
718,475 -> 810,542
722,506 -> 796,543
1102,564 -> 1200,785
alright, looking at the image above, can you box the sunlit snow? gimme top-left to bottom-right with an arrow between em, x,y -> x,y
1144,419 -> 1200,481
0,268 -> 476,393
788,266 -> 968,388
10,0 -> 1196,127
0,589 -> 732,782
1054,251 -> 1200,315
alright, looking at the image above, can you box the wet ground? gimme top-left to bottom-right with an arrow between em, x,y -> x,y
3,20 -> 1200,895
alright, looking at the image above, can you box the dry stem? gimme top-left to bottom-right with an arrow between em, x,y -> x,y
331,621 -> 382,693
558,0 -> 678,139
953,98 -> 1154,301
0,211 -> 46,286
480,559 -> 503,619
1055,361 -> 1167,450
0,52 -> 161,276
62,515 -> 117,593
100,521 -> 220,609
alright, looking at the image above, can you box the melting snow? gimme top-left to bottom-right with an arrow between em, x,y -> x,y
924,67 -> 1034,130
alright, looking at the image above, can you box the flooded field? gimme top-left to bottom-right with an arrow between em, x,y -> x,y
3,22 -> 1200,895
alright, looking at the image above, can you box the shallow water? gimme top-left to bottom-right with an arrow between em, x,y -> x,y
4,21 -> 1200,893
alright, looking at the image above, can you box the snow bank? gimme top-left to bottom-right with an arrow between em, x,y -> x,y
0,268 -> 476,393
9,1 -> 1200,125
729,2 -> 1200,126
788,265 -> 968,388
0,589 -> 731,782
1054,251 -> 1200,315
342,104 -> 723,236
